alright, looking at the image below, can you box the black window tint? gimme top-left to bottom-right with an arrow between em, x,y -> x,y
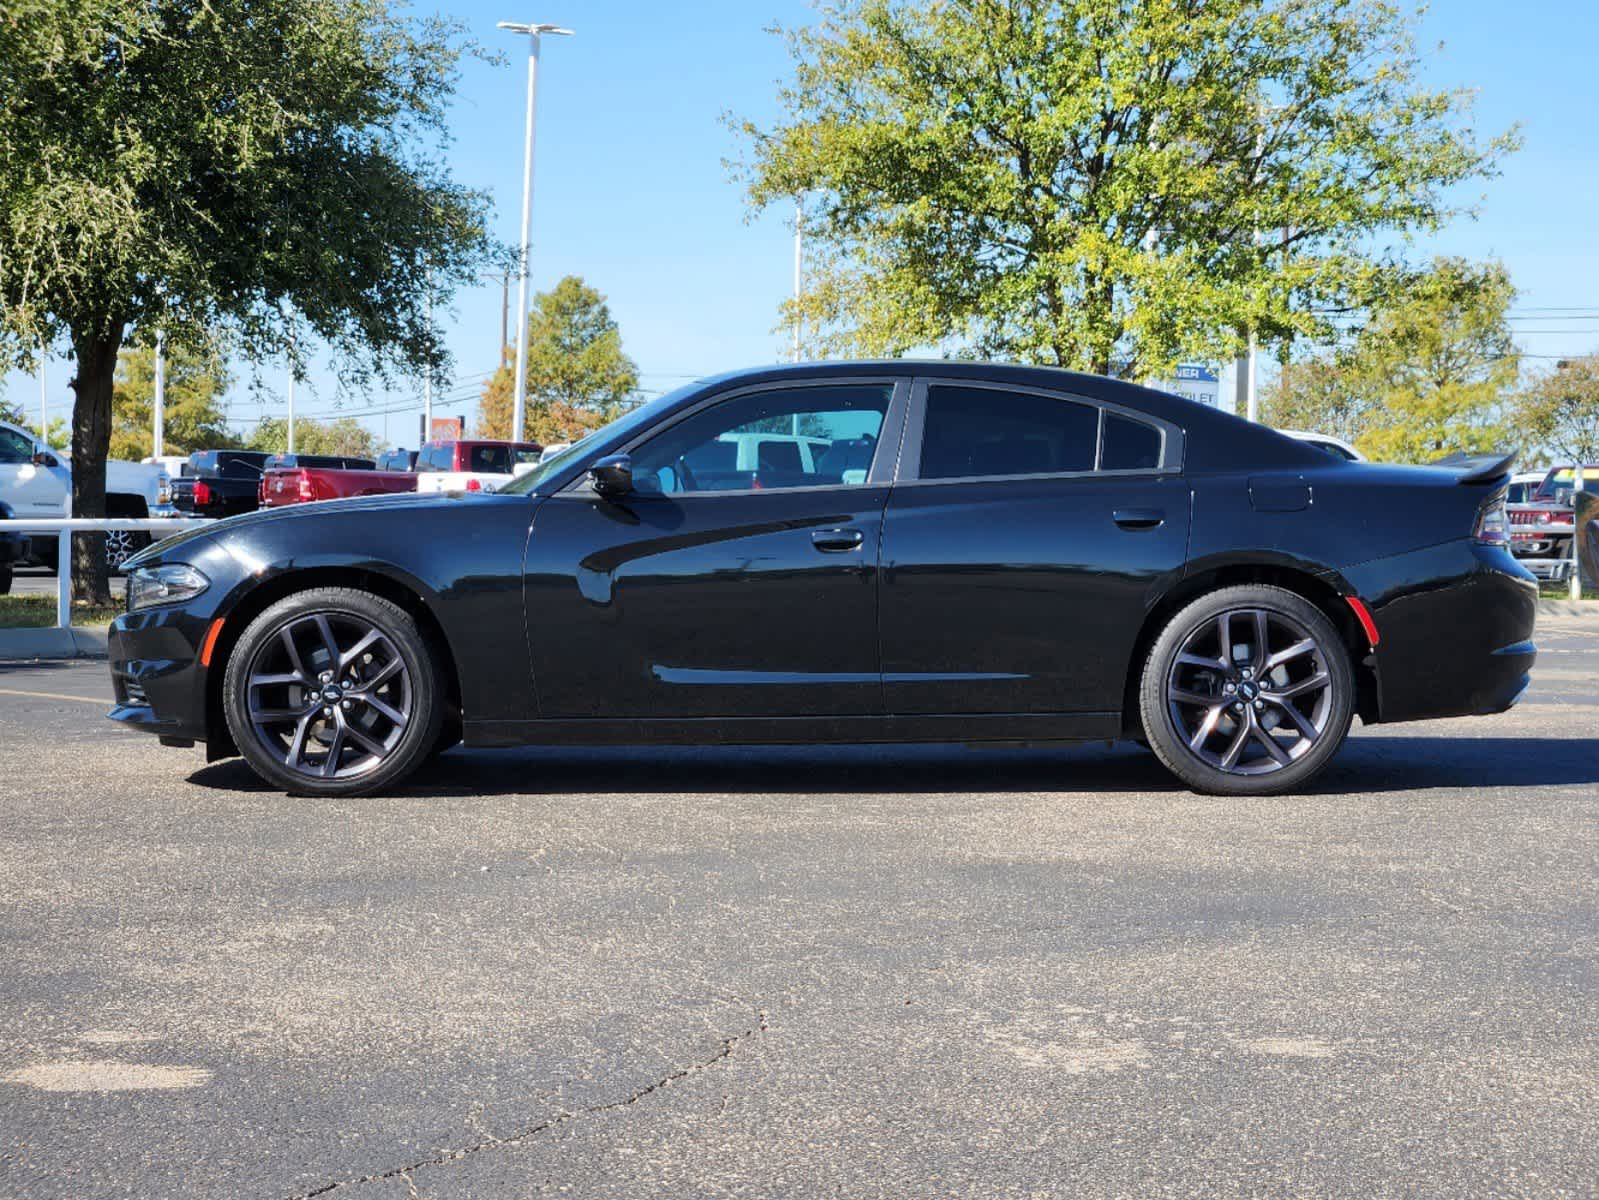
1099,413 -> 1163,471
920,386 -> 1097,480
471,445 -> 510,473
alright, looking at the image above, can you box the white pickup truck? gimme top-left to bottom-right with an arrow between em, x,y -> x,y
0,418 -> 176,571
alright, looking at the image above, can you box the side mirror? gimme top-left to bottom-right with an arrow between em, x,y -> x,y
589,454 -> 633,497
32,451 -> 58,468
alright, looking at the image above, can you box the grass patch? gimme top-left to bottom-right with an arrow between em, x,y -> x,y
1538,584 -> 1598,601
0,595 -> 122,628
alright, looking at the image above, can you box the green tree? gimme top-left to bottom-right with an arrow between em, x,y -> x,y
1516,356 -> 1599,463
479,277 -> 640,443
733,0 -> 1516,376
110,339 -> 236,461
1264,258 -> 1519,461
247,416 -> 381,460
0,1 -> 495,601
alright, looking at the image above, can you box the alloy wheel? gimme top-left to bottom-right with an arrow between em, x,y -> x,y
105,529 -> 138,570
243,611 -> 413,780
1164,607 -> 1335,776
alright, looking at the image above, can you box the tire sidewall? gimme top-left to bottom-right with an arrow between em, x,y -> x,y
223,587 -> 444,797
1140,585 -> 1355,796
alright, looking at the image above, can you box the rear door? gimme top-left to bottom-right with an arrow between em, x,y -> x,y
879,378 -> 1191,716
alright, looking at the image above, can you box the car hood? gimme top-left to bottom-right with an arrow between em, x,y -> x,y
125,490 -> 527,570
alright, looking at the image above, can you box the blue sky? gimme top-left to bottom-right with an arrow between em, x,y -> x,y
10,0 -> 1599,448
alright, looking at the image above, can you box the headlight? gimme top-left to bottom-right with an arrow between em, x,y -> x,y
127,563 -> 209,611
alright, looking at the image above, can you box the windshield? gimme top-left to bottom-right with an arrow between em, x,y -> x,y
499,384 -> 703,495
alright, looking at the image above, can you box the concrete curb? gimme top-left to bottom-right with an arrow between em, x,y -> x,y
0,625 -> 109,662
1538,600 -> 1599,622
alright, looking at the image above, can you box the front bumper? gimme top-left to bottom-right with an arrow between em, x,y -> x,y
1342,539 -> 1538,724
107,605 -> 212,743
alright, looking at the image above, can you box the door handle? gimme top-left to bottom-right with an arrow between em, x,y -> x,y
1113,508 -> 1165,530
811,528 -> 865,552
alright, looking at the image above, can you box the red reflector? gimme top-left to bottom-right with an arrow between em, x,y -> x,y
199,618 -> 225,668
1346,597 -> 1380,649
465,478 -> 481,492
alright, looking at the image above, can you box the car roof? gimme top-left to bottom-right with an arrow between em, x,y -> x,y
684,360 -> 1329,473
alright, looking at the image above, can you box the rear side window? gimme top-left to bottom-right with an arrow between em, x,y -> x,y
470,445 -> 511,474
919,386 -> 1098,480
1100,413 -> 1163,471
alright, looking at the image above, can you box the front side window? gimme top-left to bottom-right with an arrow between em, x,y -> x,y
0,426 -> 35,464
919,385 -> 1098,480
629,385 -> 891,495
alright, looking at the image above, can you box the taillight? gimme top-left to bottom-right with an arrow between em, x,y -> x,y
297,474 -> 315,502
193,480 -> 213,506
1474,495 -> 1509,546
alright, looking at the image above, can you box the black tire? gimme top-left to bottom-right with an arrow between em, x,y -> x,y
222,587 -> 445,797
0,565 -> 12,595
1138,585 -> 1355,796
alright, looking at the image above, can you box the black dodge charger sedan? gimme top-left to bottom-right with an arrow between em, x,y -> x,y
108,361 -> 1536,797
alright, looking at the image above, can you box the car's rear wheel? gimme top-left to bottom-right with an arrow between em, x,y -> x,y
1139,585 -> 1355,795
223,587 -> 444,797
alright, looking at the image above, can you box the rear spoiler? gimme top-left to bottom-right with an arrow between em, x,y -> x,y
1429,451 -> 1517,486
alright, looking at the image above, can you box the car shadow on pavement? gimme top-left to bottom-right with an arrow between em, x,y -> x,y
184,734 -> 1599,798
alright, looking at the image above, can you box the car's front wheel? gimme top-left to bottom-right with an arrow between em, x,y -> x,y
222,587 -> 444,796
1139,585 -> 1355,795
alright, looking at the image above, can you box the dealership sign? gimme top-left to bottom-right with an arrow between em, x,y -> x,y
1166,364 -> 1220,408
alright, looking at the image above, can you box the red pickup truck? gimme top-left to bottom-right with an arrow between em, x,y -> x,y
257,453 -> 418,508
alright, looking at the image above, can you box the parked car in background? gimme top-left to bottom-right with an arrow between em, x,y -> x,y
1507,464 -> 1599,582
412,438 -> 543,494
258,454 -> 416,509
172,450 -> 271,519
110,360 -> 1536,799
144,454 -> 192,479
1505,471 -> 1543,506
377,449 -> 419,472
1,418 -> 174,570
1281,430 -> 1366,462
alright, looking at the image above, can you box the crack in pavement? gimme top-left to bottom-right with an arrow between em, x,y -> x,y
284,1010 -> 770,1199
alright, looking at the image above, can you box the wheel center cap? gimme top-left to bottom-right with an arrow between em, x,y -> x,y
1239,681 -> 1259,701
321,684 -> 344,703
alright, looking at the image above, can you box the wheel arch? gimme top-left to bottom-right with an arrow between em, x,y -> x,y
203,565 -> 464,761
1122,560 -> 1379,738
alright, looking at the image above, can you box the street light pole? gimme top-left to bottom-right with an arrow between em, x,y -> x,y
423,280 -> 433,436
499,19 -> 573,442
793,197 -> 804,363
153,329 -> 166,459
286,333 -> 295,455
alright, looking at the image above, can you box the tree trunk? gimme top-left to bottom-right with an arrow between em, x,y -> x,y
68,319 -> 125,606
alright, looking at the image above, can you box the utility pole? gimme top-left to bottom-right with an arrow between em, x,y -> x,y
499,18 -> 573,443
153,330 -> 166,459
793,197 -> 804,363
500,269 -> 510,359
37,343 -> 47,443
423,277 -> 434,436
286,333 -> 296,455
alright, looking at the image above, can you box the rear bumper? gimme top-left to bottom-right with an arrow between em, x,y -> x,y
1342,539 -> 1538,724
106,606 -> 212,743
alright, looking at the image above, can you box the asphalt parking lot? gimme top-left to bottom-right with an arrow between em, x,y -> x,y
2,617 -> 1596,1199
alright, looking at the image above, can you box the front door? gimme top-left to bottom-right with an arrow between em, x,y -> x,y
0,425 -> 68,517
525,380 -> 907,719
879,379 -> 1192,716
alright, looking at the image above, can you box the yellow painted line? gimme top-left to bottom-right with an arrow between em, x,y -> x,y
0,686 -> 109,706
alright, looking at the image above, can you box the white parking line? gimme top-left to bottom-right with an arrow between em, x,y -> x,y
0,687 -> 109,706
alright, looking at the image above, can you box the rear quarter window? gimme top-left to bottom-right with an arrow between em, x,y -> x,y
1100,413 -> 1163,471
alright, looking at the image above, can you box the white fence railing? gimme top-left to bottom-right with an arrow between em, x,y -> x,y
0,518 -> 214,628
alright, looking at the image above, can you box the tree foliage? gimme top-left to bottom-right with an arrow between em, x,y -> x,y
478,276 -> 640,443
0,0 -> 496,598
109,339 -> 236,461
246,416 -> 381,460
1515,356 -> 1599,464
1263,258 -> 1520,461
734,0 -> 1516,376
